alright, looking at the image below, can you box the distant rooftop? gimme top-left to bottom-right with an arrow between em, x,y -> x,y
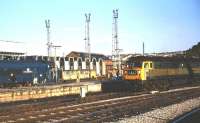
67,51 -> 108,60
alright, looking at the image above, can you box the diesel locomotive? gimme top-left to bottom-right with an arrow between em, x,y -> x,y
0,60 -> 50,87
123,56 -> 200,90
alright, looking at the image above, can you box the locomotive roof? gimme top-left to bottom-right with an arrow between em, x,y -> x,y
127,56 -> 200,62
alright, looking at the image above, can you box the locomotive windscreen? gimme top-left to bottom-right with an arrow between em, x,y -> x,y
127,62 -> 142,68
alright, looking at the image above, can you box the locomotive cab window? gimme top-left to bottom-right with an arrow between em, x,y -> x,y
144,63 -> 149,68
150,63 -> 153,68
128,70 -> 138,75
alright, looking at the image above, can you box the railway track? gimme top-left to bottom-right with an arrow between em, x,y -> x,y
0,86 -> 200,123
0,91 -> 145,122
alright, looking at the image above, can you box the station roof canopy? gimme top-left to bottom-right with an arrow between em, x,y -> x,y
0,51 -> 25,56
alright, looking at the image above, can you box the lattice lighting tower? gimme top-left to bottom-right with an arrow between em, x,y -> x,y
45,19 -> 52,58
112,9 -> 122,74
84,13 -> 91,62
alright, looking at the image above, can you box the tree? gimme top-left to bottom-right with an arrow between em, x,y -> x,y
186,42 -> 200,58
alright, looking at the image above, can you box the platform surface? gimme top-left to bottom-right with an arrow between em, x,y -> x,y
0,81 -> 102,103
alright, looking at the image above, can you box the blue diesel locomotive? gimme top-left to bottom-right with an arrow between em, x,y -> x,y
0,60 -> 50,86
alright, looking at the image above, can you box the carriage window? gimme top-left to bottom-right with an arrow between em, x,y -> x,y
144,63 -> 149,68
150,63 -> 152,68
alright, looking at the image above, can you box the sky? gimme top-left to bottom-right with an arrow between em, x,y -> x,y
0,0 -> 199,56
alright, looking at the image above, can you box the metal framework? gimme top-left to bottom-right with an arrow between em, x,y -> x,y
84,13 -> 91,62
45,19 -> 52,58
112,9 -> 122,74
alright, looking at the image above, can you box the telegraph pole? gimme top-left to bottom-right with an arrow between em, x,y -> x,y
52,45 -> 61,83
143,42 -> 145,56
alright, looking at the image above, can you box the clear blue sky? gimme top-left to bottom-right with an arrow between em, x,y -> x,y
0,0 -> 199,56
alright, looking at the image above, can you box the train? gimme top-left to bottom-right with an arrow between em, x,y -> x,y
0,57 -> 99,87
123,56 -> 200,90
2,54 -> 200,90
0,60 -> 50,87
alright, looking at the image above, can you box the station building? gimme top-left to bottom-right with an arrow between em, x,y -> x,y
63,51 -> 107,76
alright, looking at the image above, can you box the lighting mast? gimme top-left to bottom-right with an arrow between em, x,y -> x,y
45,19 -> 52,58
112,9 -> 122,75
84,13 -> 91,62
